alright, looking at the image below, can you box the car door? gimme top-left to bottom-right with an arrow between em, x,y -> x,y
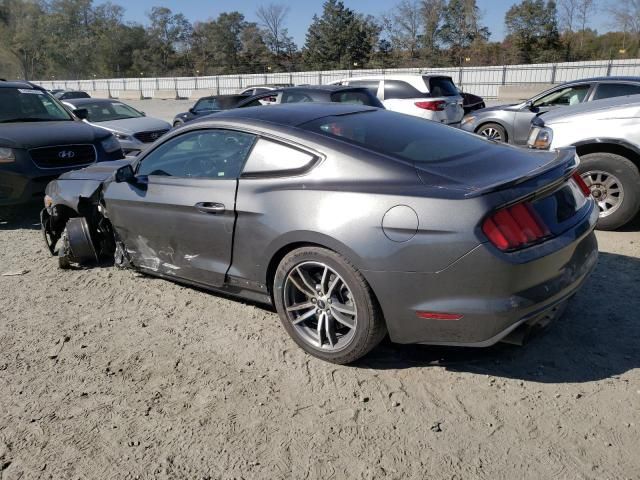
512,83 -> 592,144
103,128 -> 257,287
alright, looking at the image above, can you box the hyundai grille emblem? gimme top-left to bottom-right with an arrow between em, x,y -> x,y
58,150 -> 76,159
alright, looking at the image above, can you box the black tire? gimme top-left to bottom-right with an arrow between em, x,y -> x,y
273,246 -> 386,364
477,122 -> 507,143
578,152 -> 640,230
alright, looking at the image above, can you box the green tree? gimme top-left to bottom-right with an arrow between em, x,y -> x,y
0,0 -> 49,79
505,0 -> 561,63
438,0 -> 490,65
303,0 -> 379,69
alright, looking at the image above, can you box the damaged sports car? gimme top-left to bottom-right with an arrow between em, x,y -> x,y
41,103 -> 599,364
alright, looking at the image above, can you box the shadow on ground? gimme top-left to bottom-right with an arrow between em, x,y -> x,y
0,202 -> 42,231
359,251 -> 639,384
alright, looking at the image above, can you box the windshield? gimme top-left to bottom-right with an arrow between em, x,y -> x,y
79,101 -> 144,122
301,110 -> 488,163
0,88 -> 72,122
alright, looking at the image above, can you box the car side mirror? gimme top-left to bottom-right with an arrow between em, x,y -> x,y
114,164 -> 136,183
140,111 -> 146,116
73,108 -> 89,120
189,107 -> 195,114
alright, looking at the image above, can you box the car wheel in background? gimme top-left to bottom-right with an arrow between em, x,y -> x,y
579,152 -> 640,230
477,123 -> 506,142
273,246 -> 386,364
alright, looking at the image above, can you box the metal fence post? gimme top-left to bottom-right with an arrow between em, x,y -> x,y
156,78 -> 159,90
606,60 -> 613,76
318,72 -> 322,85
502,65 -> 507,85
107,79 -> 111,98
550,64 -> 557,84
215,76 -> 220,95
289,72 -> 293,85
458,67 -> 463,86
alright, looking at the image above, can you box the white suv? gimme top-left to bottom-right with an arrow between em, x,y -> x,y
528,94 -> 640,230
332,74 -> 464,126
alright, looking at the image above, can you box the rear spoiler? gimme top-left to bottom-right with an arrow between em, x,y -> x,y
464,147 -> 578,198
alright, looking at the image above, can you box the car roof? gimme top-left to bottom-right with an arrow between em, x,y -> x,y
196,94 -> 248,100
561,76 -> 640,84
336,73 -> 451,82
198,102 -> 378,127
0,80 -> 43,89
63,97 -> 112,105
279,85 -> 368,93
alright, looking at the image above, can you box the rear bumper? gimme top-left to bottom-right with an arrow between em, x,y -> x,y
363,205 -> 599,346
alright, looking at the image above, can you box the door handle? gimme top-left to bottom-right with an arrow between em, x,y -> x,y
195,202 -> 225,214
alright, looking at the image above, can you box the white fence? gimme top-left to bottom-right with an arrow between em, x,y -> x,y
34,58 -> 640,99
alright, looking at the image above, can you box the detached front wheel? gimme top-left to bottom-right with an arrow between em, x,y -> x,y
273,247 -> 386,364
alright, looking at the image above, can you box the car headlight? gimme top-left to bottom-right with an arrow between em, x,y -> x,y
0,147 -> 15,163
461,115 -> 475,126
101,135 -> 122,153
528,126 -> 553,149
114,132 -> 132,141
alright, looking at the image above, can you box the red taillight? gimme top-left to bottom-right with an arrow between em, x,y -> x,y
415,100 -> 446,111
572,172 -> 591,197
482,202 -> 550,251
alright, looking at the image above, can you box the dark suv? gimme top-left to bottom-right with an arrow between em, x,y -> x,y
0,81 -> 124,206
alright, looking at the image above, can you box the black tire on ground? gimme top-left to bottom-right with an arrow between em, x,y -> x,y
578,152 -> 640,231
273,246 -> 386,364
476,122 -> 507,143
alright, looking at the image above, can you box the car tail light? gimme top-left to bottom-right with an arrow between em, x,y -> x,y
572,172 -> 591,197
482,202 -> 550,251
415,100 -> 446,111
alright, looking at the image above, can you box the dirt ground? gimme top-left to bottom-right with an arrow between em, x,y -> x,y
1,203 -> 639,480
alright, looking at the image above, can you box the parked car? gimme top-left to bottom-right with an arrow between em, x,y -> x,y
41,103 -> 597,364
49,89 -> 64,95
461,76 -> 640,144
235,85 -> 384,109
63,98 -> 171,156
331,74 -> 464,126
238,84 -> 294,96
54,90 -> 91,100
173,95 -> 249,127
528,93 -> 640,230
0,80 -> 123,206
459,89 -> 486,114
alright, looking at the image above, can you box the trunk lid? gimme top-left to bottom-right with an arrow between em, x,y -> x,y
415,145 -> 577,197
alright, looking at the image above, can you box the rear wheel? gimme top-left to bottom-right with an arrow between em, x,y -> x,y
578,152 -> 640,230
477,122 -> 506,143
273,247 -> 386,364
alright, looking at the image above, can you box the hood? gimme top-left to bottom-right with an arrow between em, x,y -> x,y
0,121 -> 111,149
470,103 -> 521,115
90,116 -> 171,135
56,159 -> 133,182
539,94 -> 640,125
415,142 -> 573,196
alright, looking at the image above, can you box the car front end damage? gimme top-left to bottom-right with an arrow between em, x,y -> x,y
40,160 -> 132,268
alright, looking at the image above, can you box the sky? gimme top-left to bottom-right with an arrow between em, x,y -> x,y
95,0 -> 613,47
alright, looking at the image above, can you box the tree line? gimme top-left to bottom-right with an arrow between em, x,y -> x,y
0,0 -> 638,81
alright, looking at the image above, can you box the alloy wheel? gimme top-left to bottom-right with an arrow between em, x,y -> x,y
480,127 -> 502,142
283,261 -> 357,351
582,170 -> 625,217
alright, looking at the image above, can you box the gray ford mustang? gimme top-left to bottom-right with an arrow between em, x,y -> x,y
41,103 -> 599,364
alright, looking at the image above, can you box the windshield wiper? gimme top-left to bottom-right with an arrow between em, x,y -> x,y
0,117 -> 69,123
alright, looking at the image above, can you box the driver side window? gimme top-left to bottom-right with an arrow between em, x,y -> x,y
533,84 -> 590,107
137,129 -> 256,179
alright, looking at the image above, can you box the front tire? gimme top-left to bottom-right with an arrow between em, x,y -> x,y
273,247 -> 386,364
578,152 -> 640,230
477,122 -> 507,143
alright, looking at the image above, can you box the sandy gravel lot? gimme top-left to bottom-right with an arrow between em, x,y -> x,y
1,201 -> 639,480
